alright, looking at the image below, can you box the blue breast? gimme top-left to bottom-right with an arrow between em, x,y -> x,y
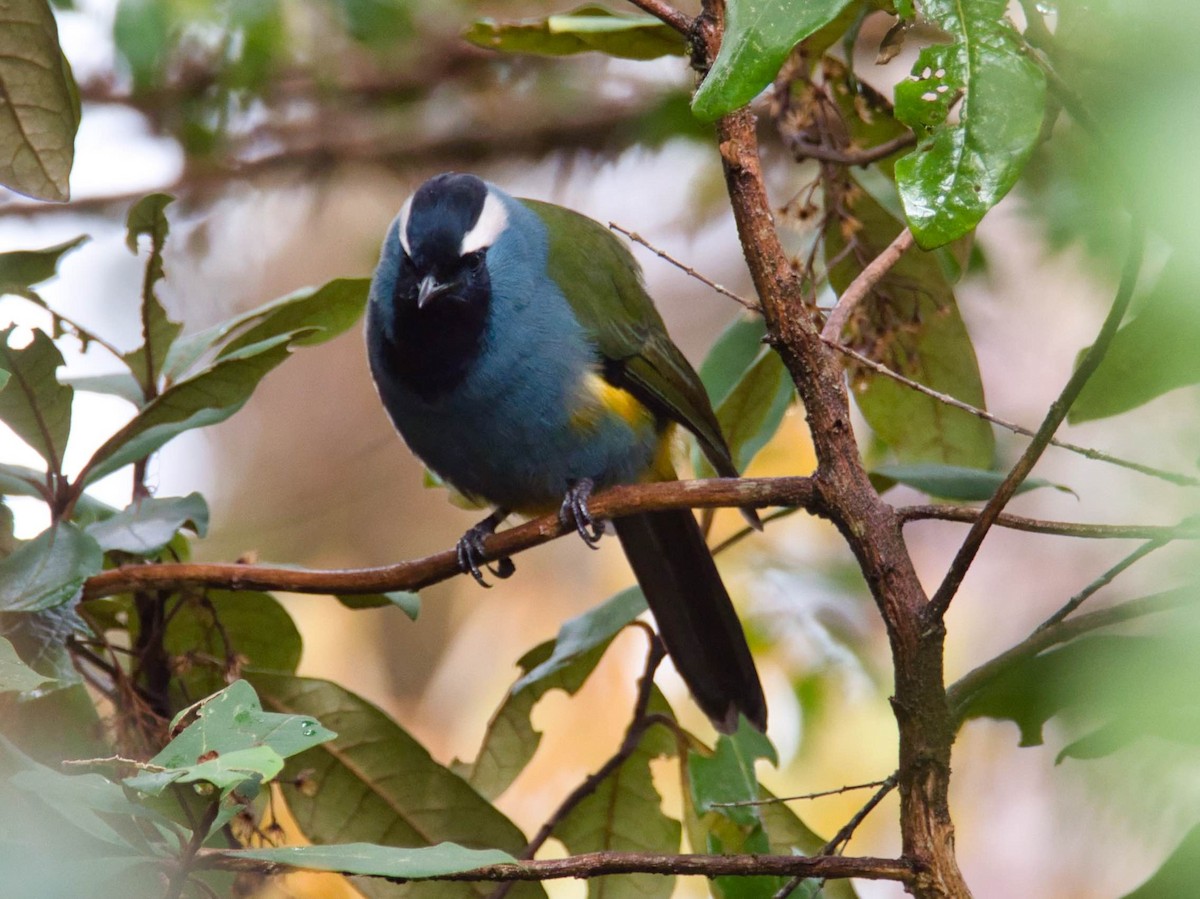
368,190 -> 660,512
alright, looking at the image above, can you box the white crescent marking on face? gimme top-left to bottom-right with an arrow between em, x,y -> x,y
395,196 -> 414,257
460,190 -> 509,256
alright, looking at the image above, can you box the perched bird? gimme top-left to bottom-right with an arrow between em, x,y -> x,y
366,172 -> 767,733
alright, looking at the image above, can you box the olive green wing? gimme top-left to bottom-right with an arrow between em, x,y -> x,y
523,198 -> 739,478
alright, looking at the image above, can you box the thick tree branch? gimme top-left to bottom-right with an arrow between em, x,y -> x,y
195,849 -> 915,883
83,476 -> 820,601
926,220 -> 1146,620
696,1 -> 969,892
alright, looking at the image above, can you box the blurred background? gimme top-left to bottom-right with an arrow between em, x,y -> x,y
3,1 -> 1199,896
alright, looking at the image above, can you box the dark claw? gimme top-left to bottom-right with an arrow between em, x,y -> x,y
456,510 -> 515,587
560,477 -> 604,549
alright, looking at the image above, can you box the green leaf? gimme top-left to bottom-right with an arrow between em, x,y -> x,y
0,0 -> 80,200
0,683 -> 106,764
757,791 -> 858,899
1122,823 -> 1200,899
0,636 -> 55,692
1070,259 -> 1200,422
551,691 -> 681,899
142,680 -> 334,783
959,629 -> 1200,755
335,591 -> 420,619
78,332 -> 299,487
162,277 -> 370,382
125,744 -> 287,798
453,638 -> 611,801
61,371 -> 146,407
218,277 -> 370,357
84,492 -> 208,554
0,236 -> 87,294
700,315 -> 769,406
699,348 -> 793,478
685,722 -> 781,899
122,193 -> 182,395
0,326 -> 72,470
0,523 -> 103,612
113,0 -> 171,92
870,463 -> 1069,501
465,5 -> 685,61
0,462 -> 49,500
893,0 -> 1046,247
825,177 -> 994,468
330,0 -> 413,46
249,672 -> 542,898
216,842 -> 517,879
691,0 -> 854,122
513,586 -> 646,693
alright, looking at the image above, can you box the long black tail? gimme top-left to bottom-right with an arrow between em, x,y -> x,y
613,509 -> 767,733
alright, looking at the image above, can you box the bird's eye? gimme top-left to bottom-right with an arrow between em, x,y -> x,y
465,250 -> 486,272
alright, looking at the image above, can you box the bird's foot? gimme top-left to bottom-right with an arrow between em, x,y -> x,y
560,478 -> 604,549
456,509 -> 515,587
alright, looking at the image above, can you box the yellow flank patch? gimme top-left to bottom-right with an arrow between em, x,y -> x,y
572,371 -> 654,432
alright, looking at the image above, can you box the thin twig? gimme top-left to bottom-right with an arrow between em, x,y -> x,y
824,338 -> 1199,488
492,630 -> 667,899
787,133 -> 919,167
712,778 -> 890,807
1036,537 -> 1172,632
947,585 -> 1196,721
623,0 -> 693,34
900,507 -> 1200,542
820,228 -> 915,341
927,219 -> 1146,620
82,476 -> 824,601
770,775 -> 900,899
609,222 -> 761,312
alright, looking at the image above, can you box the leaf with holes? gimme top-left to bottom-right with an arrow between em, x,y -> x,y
893,0 -> 1046,247
0,236 -> 87,295
691,0 -> 854,122
453,637 -> 611,801
122,194 -> 182,395
0,326 -> 72,471
465,5 -> 684,60
551,689 -> 681,899
825,178 -> 993,467
0,0 -> 80,200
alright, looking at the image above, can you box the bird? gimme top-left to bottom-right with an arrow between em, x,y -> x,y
365,172 -> 767,733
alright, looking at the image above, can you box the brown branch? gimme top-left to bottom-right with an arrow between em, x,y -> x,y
826,338 -> 1200,488
821,227 -> 914,341
624,0 -> 693,34
927,219 -> 1146,620
787,133 -> 918,167
195,848 -> 915,883
712,778 -> 890,807
698,0 -> 969,890
82,476 -> 821,601
900,507 -> 1200,541
947,585 -> 1196,721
